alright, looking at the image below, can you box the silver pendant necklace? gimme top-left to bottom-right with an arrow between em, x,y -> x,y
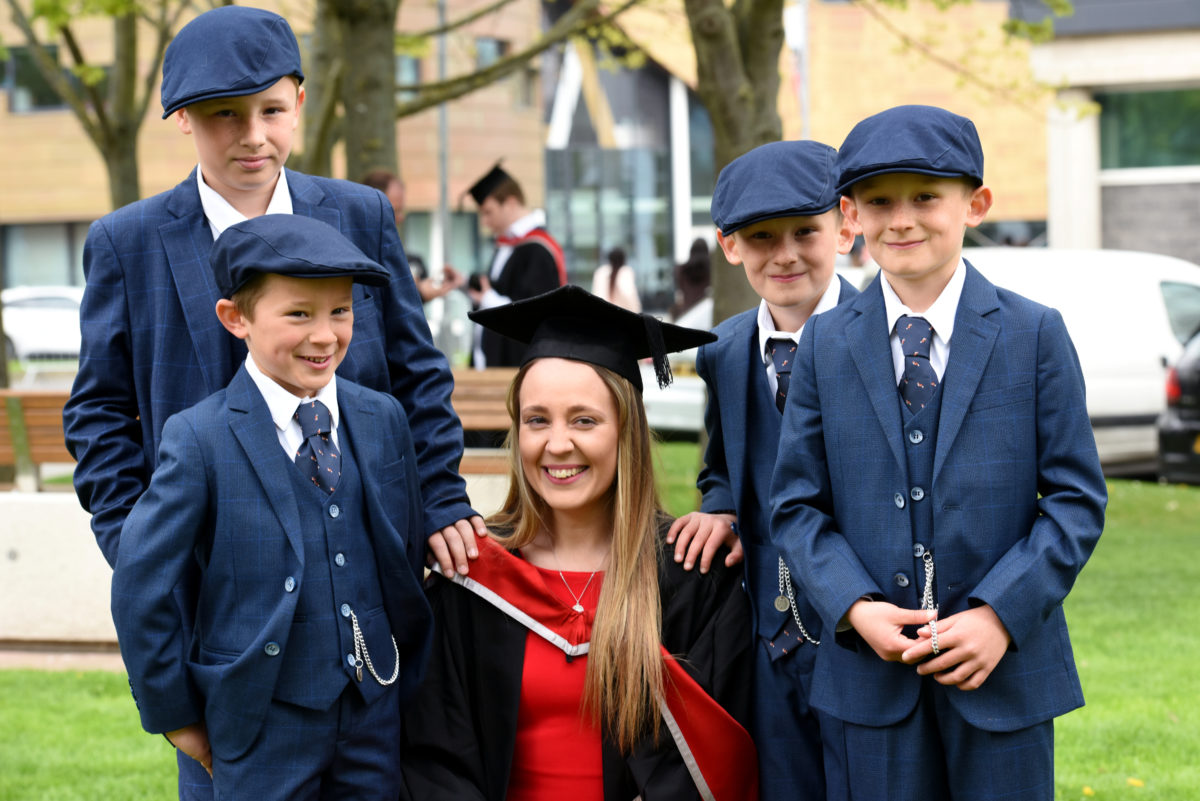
558,570 -> 597,614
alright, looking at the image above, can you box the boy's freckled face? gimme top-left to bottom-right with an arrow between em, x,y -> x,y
231,274 -> 355,399
175,77 -> 303,201
718,211 -> 852,325
843,173 -> 991,291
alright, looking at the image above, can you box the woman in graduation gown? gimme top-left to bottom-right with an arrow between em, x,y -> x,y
401,285 -> 758,801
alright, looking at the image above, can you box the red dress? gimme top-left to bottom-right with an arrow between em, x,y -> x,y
505,566 -> 605,801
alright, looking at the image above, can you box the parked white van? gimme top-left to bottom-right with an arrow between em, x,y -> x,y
964,247 -> 1200,474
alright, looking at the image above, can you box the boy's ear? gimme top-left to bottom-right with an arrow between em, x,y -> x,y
215,299 -> 250,340
175,108 -> 192,135
965,185 -> 994,228
715,230 -> 743,266
295,85 -> 306,114
839,195 -> 861,233
836,213 -> 856,255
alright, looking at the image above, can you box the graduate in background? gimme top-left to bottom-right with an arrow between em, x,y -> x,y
401,286 -> 757,801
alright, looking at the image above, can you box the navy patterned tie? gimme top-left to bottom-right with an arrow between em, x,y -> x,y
897,315 -> 937,412
295,400 -> 340,494
766,338 -> 795,413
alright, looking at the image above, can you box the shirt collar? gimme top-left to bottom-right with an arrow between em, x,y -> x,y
198,166 -> 294,240
881,259 -> 966,342
243,354 -> 340,432
504,208 -> 546,239
757,276 -> 842,363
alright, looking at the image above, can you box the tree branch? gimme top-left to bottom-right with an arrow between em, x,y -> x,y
852,0 -> 1042,118
2,0 -> 102,144
394,0 -> 641,118
403,0 -> 520,40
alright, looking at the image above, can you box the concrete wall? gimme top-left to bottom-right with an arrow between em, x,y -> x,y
1,476 -> 509,645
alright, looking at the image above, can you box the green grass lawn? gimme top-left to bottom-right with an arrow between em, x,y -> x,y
2,475 -> 1198,799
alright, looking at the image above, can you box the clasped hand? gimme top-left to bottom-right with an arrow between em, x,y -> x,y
846,600 -> 1011,691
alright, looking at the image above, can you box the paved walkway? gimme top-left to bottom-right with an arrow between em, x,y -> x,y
0,644 -> 125,672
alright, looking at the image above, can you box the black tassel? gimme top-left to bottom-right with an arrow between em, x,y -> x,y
641,313 -> 673,389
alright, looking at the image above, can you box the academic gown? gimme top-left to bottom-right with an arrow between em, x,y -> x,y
482,237 -> 564,367
400,526 -> 758,801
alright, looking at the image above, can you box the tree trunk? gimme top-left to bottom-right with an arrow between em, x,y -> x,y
105,11 -> 141,209
683,0 -> 785,325
300,0 -> 342,177
331,0 -> 401,181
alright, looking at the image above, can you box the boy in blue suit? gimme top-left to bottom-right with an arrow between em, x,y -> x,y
667,140 -> 855,801
770,105 -> 1107,800
64,5 -> 482,580
112,214 -> 434,801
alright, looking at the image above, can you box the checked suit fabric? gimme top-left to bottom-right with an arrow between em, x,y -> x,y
766,338 -> 796,413
897,315 -> 938,412
295,400 -> 340,494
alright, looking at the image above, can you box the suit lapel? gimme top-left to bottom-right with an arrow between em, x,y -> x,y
933,264 -> 1000,482
287,170 -> 340,228
226,369 -> 304,560
718,317 -> 756,498
162,172 -> 233,394
845,282 -> 907,472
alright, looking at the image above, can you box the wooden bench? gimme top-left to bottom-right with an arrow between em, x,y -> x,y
0,370 -> 519,489
450,367 -> 517,475
0,389 -> 73,490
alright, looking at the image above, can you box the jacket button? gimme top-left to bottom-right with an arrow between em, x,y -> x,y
284,576 -> 296,592
329,504 -> 340,518
334,553 -> 346,567
347,653 -> 357,667
894,492 -> 906,509
341,603 -> 351,618
913,543 -> 926,558
908,429 -> 924,444
264,642 -> 280,657
894,573 -> 910,588
910,486 -> 925,501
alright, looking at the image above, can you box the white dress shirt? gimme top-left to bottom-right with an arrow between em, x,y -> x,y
244,355 -> 341,459
881,260 -> 967,384
757,276 -> 842,397
197,166 -> 293,241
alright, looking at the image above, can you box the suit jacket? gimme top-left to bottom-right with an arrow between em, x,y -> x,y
65,169 -> 474,567
111,369 -> 433,761
697,276 -> 858,652
770,264 -> 1107,732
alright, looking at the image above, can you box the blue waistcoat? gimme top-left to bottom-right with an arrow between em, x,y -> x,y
274,427 -> 396,710
901,385 -> 943,610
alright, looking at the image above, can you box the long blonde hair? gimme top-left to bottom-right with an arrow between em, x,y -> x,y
488,361 -> 665,752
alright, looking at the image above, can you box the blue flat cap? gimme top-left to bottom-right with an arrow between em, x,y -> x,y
211,215 -> 390,297
711,140 -> 840,235
836,105 -> 983,195
161,6 -> 304,118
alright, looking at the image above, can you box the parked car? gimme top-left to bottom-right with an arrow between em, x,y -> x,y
1,286 -> 85,361
965,247 -> 1200,475
1157,330 -> 1200,483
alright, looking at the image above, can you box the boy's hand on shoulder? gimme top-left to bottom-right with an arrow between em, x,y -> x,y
666,512 -> 742,573
165,723 -> 212,777
847,599 -> 934,662
903,604 -> 1012,690
427,516 -> 488,576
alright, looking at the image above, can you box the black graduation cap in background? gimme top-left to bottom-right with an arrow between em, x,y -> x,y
468,285 -> 716,392
464,160 -> 515,206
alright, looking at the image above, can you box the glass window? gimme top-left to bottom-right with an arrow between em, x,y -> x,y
1162,281 -> 1200,344
1098,88 -> 1200,169
395,55 -> 421,103
475,38 -> 508,70
5,45 -> 67,112
3,223 -> 78,287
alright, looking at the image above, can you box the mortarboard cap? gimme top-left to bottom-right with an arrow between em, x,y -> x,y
711,140 -> 840,235
465,161 -> 516,206
161,6 -> 304,118
211,214 -> 390,297
836,105 -> 983,196
468,285 -> 716,392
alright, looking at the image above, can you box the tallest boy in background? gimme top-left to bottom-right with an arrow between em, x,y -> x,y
63,6 -> 483,798
770,105 -> 1107,799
